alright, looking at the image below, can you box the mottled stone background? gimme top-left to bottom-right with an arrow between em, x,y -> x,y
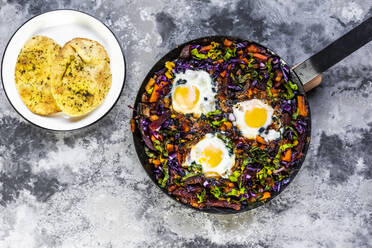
0,0 -> 371,247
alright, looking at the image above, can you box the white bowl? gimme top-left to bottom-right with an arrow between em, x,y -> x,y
1,9 -> 126,131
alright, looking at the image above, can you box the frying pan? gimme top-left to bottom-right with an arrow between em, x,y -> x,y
132,16 -> 372,214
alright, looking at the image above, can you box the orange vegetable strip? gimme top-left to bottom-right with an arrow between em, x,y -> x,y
166,144 -> 174,152
200,45 -> 212,52
177,153 -> 182,164
149,84 -> 161,102
297,96 -> 308,117
220,70 -> 227,78
253,53 -> 268,61
130,119 -> 135,133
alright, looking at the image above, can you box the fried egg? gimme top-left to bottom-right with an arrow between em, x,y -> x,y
233,99 -> 280,141
171,69 -> 216,116
184,133 -> 235,178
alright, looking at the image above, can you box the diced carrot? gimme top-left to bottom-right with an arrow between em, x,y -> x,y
260,144 -> 266,149
241,57 -> 249,64
182,122 -> 190,132
163,97 -> 170,108
248,89 -> 253,97
200,45 -> 212,52
237,50 -> 243,55
270,88 -> 279,96
256,135 -> 266,144
282,148 -> 292,162
150,115 -> 159,121
260,192 -> 271,200
227,64 -> 232,71
149,84 -> 161,102
220,70 -> 227,78
275,70 -> 283,82
247,44 -> 259,53
297,95 -> 308,117
152,159 -> 161,166
145,78 -> 155,92
166,144 -> 174,152
253,53 -> 268,61
224,39 -> 233,47
223,122 -> 233,129
217,59 -> 224,63
130,118 -> 135,133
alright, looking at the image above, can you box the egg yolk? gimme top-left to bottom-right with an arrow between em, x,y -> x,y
200,145 -> 223,168
173,85 -> 200,111
244,107 -> 267,128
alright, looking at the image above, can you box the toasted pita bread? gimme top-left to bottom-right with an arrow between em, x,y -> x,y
14,36 -> 61,115
51,38 -> 112,117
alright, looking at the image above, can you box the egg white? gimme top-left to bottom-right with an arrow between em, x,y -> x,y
233,99 -> 280,141
184,133 -> 235,178
171,69 -> 216,116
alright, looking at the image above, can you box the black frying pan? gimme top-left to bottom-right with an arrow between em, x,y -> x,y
132,16 -> 372,214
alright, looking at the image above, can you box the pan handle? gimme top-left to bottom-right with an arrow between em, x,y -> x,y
293,16 -> 372,92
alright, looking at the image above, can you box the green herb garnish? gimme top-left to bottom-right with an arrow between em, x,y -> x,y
283,83 -> 295,99
153,140 -> 163,153
228,170 -> 241,182
288,80 -> 298,90
227,188 -> 240,196
223,44 -> 236,61
197,189 -> 206,203
145,147 -> 156,158
188,162 -> 202,173
182,172 -> 200,181
292,108 -> 299,120
205,109 -> 222,117
211,118 -> 227,127
210,186 -> 222,199
160,162 -> 169,188
191,48 -> 207,60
